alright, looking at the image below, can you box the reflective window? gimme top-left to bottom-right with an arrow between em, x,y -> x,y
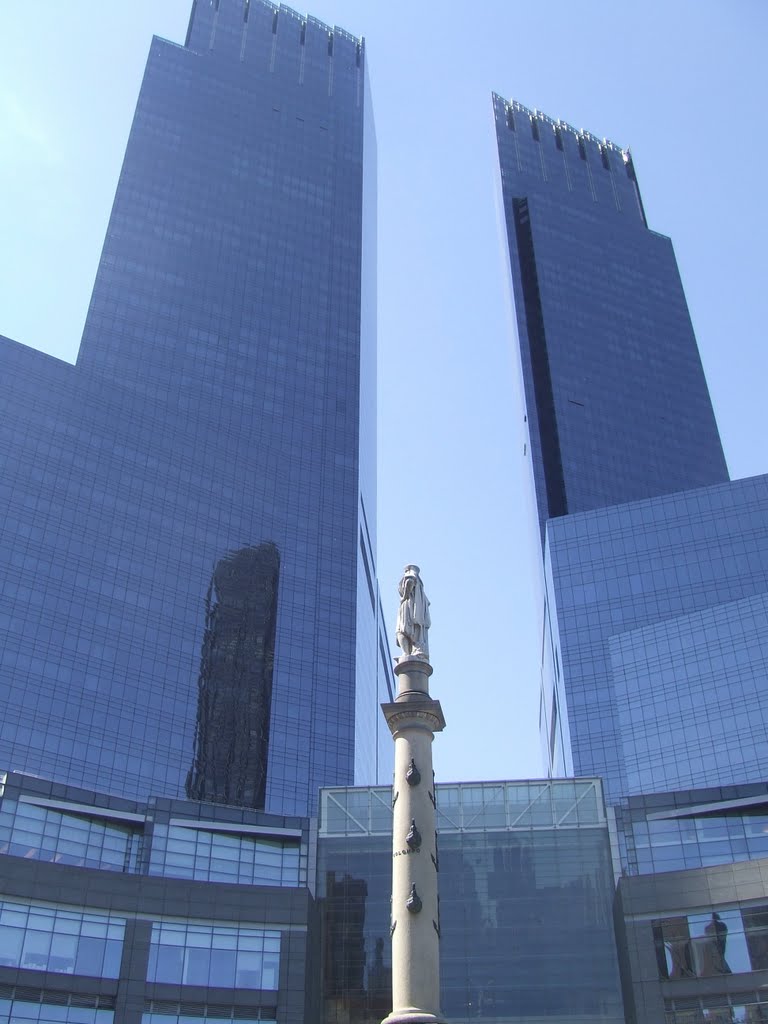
148,825 -> 300,886
143,1016 -> 275,1024
0,999 -> 113,1024
0,900 -> 124,977
146,922 -> 280,990
665,994 -> 768,1022
654,904 -> 768,980
0,799 -> 140,873
625,806 -> 768,875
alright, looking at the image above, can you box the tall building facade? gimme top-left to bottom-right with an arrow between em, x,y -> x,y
493,96 -> 728,545
495,96 -> 768,1022
493,95 -> 768,803
0,0 -> 391,817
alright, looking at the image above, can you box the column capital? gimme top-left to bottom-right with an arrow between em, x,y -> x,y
381,699 -> 446,736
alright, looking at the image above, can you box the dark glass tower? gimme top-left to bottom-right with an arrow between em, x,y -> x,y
494,96 -> 768,805
493,96 -> 728,547
0,0 -> 391,816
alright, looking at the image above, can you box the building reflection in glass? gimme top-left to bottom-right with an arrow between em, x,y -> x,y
323,872 -> 369,1019
320,861 -> 392,1023
653,905 -> 768,980
317,782 -> 624,1023
186,543 -> 279,809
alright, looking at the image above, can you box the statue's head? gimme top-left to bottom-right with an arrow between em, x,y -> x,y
403,564 -> 420,575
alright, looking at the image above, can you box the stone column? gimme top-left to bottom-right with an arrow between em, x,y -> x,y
381,655 -> 446,1024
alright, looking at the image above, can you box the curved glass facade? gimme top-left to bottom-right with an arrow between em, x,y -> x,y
0,900 -> 124,977
618,785 -> 768,876
0,771 -> 309,886
148,823 -> 300,886
0,798 -> 140,873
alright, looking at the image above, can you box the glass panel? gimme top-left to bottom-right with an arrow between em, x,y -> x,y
436,786 -> 460,828
689,911 -> 749,976
184,946 -> 211,983
147,923 -> 280,990
74,936 -> 106,977
369,791 -> 393,833
152,944 -> 184,983
208,947 -> 236,988
0,924 -> 23,966
261,950 -> 280,990
236,950 -> 262,988
744,904 -> 768,970
507,784 -> 551,826
574,782 -> 599,823
149,825 -> 300,886
48,933 -> 77,973
323,795 -> 352,834
102,938 -> 123,978
22,930 -> 53,971
655,916 -> 695,978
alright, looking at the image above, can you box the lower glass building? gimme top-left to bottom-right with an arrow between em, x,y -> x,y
317,780 -> 625,1023
617,843 -> 768,1023
602,783 -> 768,1023
0,769 -> 313,1024
0,771 -> 625,1023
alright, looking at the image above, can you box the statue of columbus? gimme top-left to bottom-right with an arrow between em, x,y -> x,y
396,564 -> 431,661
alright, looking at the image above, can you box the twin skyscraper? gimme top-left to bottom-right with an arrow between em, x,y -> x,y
495,95 -> 768,804
0,0 -> 388,818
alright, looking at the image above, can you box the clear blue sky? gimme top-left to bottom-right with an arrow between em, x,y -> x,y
1,1 -> 766,785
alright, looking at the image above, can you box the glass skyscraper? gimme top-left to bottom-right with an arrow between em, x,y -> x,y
494,96 -> 768,1020
493,96 -> 728,545
493,95 -> 768,805
0,0 -> 391,816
